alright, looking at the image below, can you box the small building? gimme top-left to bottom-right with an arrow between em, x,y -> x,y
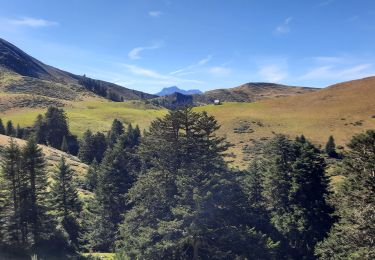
214,99 -> 221,105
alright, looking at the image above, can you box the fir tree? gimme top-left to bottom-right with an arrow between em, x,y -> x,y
325,135 -> 337,158
107,119 -> 124,148
44,107 -> 70,149
60,136 -> 69,153
260,135 -> 334,259
6,120 -> 15,137
316,130 -> 375,259
119,109 -> 277,259
34,114 -> 47,145
78,130 -> 95,164
50,157 -> 81,247
0,118 -> 5,135
0,139 -> 25,245
21,137 -> 52,244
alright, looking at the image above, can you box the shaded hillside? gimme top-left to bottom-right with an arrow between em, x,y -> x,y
151,92 -> 194,109
194,76 -> 375,167
193,82 -> 317,104
0,38 -> 156,105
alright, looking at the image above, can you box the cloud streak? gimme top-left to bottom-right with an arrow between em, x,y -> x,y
7,17 -> 58,27
258,64 -> 288,82
274,17 -> 293,35
149,11 -> 163,17
121,63 -> 204,85
128,42 -> 163,60
170,55 -> 213,76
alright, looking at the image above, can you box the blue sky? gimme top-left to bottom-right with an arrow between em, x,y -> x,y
0,0 -> 375,93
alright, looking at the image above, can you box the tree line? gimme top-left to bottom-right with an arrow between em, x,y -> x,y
0,107 -> 374,259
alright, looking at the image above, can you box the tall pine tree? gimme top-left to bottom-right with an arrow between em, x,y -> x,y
316,130 -> 375,259
50,157 -> 81,247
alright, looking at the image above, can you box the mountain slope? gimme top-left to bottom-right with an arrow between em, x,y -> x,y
193,82 -> 317,104
155,86 -> 202,96
0,38 -> 156,107
194,76 -> 375,167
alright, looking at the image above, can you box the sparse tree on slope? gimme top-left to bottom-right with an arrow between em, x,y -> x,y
325,135 -> 337,158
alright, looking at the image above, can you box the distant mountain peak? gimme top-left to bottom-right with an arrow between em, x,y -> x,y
155,86 -> 202,96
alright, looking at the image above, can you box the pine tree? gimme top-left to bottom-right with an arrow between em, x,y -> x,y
34,114 -> 47,144
78,130 -> 95,164
6,120 -> 15,137
60,136 -> 69,153
107,119 -> 124,148
44,107 -> 70,149
92,132 -> 107,163
0,139 -> 24,246
21,137 -> 52,244
50,157 -> 81,247
260,135 -> 334,259
316,130 -> 375,259
325,135 -> 337,158
85,139 -> 138,251
84,160 -> 99,191
119,109 -> 277,259
0,118 -> 5,135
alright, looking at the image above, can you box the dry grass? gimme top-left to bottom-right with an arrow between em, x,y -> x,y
195,76 -> 375,168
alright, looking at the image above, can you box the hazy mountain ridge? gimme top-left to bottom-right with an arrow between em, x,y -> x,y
155,86 -> 202,96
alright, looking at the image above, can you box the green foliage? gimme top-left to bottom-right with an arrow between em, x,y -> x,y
43,106 -> 70,149
107,119 -> 124,148
316,130 -> 375,259
325,135 -> 337,158
78,130 -> 108,164
0,118 -> 5,134
61,136 -> 69,153
256,135 -> 334,259
50,157 -> 82,247
6,120 -> 15,137
119,108 -> 277,259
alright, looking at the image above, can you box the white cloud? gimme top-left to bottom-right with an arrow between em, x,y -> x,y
121,63 -> 204,85
208,66 -> 231,77
258,64 -> 288,82
300,64 -> 374,81
316,0 -> 334,7
274,17 -> 293,35
128,42 -> 162,60
122,64 -> 168,79
170,55 -> 213,76
149,11 -> 163,17
7,17 -> 58,27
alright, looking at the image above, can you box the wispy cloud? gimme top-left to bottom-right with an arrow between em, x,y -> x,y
300,64 -> 374,81
258,64 -> 288,82
121,63 -> 203,85
170,55 -> 213,76
7,17 -> 58,27
274,17 -> 293,35
208,66 -> 231,77
128,42 -> 163,60
316,0 -> 334,8
149,11 -> 163,17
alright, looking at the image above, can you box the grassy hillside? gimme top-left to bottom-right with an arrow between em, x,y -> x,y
1,100 -> 168,136
195,77 -> 375,167
193,82 -> 317,104
0,134 -> 88,174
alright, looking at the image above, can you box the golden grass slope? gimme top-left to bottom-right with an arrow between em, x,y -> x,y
0,134 -> 88,174
195,76 -> 375,167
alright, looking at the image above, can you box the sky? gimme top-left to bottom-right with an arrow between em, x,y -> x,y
0,0 -> 375,93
